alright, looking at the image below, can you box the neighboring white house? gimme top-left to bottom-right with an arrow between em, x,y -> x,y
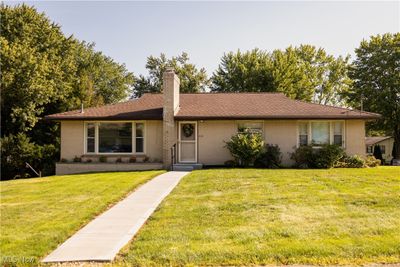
365,136 -> 394,164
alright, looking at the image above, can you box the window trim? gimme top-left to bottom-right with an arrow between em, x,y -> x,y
296,120 -> 346,148
84,121 -> 146,155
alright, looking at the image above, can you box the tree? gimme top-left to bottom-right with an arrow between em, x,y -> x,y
211,46 -> 351,104
210,49 -> 274,93
347,33 -> 400,160
270,45 -> 351,104
132,52 -> 209,98
0,4 -> 135,179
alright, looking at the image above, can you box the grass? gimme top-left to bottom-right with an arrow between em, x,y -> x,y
119,167 -> 400,266
0,170 -> 164,266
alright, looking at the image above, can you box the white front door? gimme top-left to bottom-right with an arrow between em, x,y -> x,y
178,122 -> 197,163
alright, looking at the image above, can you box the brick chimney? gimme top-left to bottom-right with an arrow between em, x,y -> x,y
162,68 -> 180,169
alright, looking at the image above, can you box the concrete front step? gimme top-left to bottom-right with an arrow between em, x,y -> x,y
173,163 -> 203,171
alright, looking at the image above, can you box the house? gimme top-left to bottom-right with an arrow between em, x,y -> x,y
365,136 -> 394,164
46,69 -> 381,174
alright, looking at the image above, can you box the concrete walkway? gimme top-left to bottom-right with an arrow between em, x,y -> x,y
43,171 -> 189,263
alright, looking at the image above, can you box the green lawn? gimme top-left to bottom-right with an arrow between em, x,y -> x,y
0,170 -> 164,266
120,167 -> 400,266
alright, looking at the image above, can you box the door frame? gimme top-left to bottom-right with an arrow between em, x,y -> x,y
178,121 -> 198,163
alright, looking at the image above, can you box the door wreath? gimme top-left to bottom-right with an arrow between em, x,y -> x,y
182,124 -> 194,137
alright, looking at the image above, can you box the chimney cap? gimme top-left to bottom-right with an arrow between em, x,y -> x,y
165,67 -> 175,73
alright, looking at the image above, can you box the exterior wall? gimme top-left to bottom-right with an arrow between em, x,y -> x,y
264,120 -> 298,165
345,120 -> 366,157
60,121 -> 85,160
56,163 -> 163,175
197,119 -> 367,167
197,120 -> 237,165
146,120 -> 163,162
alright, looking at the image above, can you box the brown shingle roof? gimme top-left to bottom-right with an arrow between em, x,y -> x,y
45,93 -> 381,120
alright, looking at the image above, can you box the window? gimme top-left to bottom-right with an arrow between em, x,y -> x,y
311,122 -> 330,145
298,121 -> 345,147
98,123 -> 132,153
298,122 -> 308,146
86,123 -> 95,153
333,122 -> 343,146
366,145 -> 373,154
380,145 -> 386,154
135,123 -> 144,153
238,122 -> 263,134
85,122 -> 145,154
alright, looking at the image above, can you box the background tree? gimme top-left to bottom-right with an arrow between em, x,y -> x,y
346,33 -> 400,160
132,52 -> 209,98
211,46 -> 351,104
210,49 -> 274,93
0,4 -> 134,179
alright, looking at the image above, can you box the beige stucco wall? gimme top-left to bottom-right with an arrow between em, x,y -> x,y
60,120 -> 163,162
60,120 -> 85,160
345,120 -> 366,157
146,120 -> 163,162
60,119 -> 367,167
197,120 -> 237,165
196,119 -> 367,166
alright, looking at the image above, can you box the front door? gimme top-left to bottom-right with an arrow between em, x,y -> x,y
178,122 -> 197,163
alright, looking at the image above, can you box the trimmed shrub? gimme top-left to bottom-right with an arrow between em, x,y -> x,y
60,158 -> 68,163
291,144 -> 345,169
129,156 -> 136,163
314,144 -> 346,169
73,156 -> 82,163
337,155 -> 365,168
290,145 -> 314,168
365,156 -> 381,167
85,158 -> 92,163
143,156 -> 150,163
254,144 -> 282,168
116,157 -> 122,163
224,160 -> 236,168
99,155 -> 107,163
225,132 -> 264,167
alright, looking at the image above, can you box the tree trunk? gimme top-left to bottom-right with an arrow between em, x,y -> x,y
393,128 -> 400,160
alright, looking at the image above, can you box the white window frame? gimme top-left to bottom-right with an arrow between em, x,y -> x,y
84,121 -> 146,155
296,120 -> 346,148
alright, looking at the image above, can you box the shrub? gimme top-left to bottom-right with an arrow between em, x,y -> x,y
73,156 -> 82,163
337,155 -> 365,168
365,155 -> 381,167
99,155 -> 107,163
129,156 -> 137,163
225,132 -> 264,167
60,158 -> 68,163
291,144 -> 345,169
224,160 -> 236,168
314,144 -> 346,169
143,156 -> 150,163
254,144 -> 282,168
116,157 -> 122,163
290,145 -> 314,168
85,158 -> 92,163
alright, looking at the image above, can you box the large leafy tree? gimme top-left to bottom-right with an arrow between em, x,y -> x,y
211,46 -> 351,105
347,33 -> 400,160
0,4 -> 134,179
210,49 -> 274,93
132,52 -> 209,98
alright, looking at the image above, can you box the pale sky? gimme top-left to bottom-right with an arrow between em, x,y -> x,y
7,1 -> 400,76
